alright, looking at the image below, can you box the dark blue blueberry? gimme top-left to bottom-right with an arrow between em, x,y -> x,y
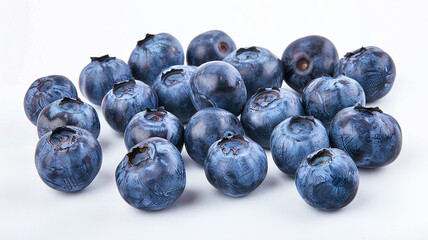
152,65 -> 197,123
186,30 -> 236,66
334,46 -> 396,102
124,107 -> 184,151
329,105 -> 402,168
24,75 -> 78,125
240,87 -> 304,148
184,108 -> 244,165
270,116 -> 329,175
223,46 -> 284,99
79,55 -> 133,105
128,33 -> 184,86
302,75 -> 366,129
115,137 -> 186,211
282,35 -> 338,93
295,148 -> 359,210
101,78 -> 158,133
190,61 -> 247,116
204,134 -> 267,197
35,126 -> 102,192
37,97 -> 100,138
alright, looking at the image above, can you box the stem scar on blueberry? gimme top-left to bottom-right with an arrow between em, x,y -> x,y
308,149 -> 333,166
288,116 -> 315,131
218,134 -> 249,155
127,146 -> 151,166
49,126 -> 77,151
161,69 -> 184,87
297,59 -> 309,70
218,42 -> 229,53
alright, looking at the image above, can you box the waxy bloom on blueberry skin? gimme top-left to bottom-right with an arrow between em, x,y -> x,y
35,126 -> 102,192
204,134 -> 268,197
329,105 -> 402,168
37,97 -> 100,138
295,148 -> 359,210
24,75 -> 78,125
115,137 -> 186,211
79,55 -> 133,105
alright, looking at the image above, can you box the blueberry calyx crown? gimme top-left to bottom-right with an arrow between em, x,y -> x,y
288,116 -> 316,130
254,87 -> 281,107
308,148 -> 333,166
218,134 -> 249,156
236,46 -> 260,56
59,97 -> 83,105
161,68 -> 184,86
49,126 -> 77,152
90,54 -> 116,63
344,47 -> 367,59
137,33 -> 155,46
127,145 -> 153,166
37,78 -> 53,92
354,104 -> 383,115
113,78 -> 136,92
144,107 -> 167,121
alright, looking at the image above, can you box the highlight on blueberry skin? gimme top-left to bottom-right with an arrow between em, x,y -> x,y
282,35 -> 338,93
190,61 -> 247,116
35,126 -> 102,192
186,30 -> 236,66
329,105 -> 402,168
223,46 -> 284,98
334,46 -> 396,102
128,33 -> 184,86
124,107 -> 184,151
295,148 -> 359,210
270,116 -> 330,175
204,134 -> 268,197
37,97 -> 100,139
152,65 -> 198,123
184,107 -> 244,165
302,75 -> 366,130
24,75 -> 78,125
101,78 -> 158,133
240,87 -> 304,148
115,137 -> 186,211
79,55 -> 133,105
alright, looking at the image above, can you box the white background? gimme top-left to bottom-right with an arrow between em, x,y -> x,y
1,0 -> 427,239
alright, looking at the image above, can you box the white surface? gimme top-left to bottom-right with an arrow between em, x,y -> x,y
1,0 -> 427,239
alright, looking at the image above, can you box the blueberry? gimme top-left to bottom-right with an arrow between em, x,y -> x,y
128,33 -> 184,86
24,75 -> 78,125
329,105 -> 402,168
185,108 -> 244,165
190,61 -> 247,116
240,87 -> 304,148
282,35 -> 338,93
101,78 -> 158,133
37,97 -> 100,138
115,137 -> 186,211
270,116 -> 329,175
204,134 -> 267,197
334,46 -> 396,102
186,30 -> 236,66
124,107 -> 184,151
35,126 -> 102,192
223,46 -> 284,99
302,75 -> 366,129
152,65 -> 198,123
295,148 -> 359,210
79,55 -> 133,105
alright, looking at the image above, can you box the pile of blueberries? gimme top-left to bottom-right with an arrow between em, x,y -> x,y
24,30 -> 402,211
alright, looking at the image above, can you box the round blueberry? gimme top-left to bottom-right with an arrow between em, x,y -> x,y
186,30 -> 236,66
241,87 -> 304,148
185,108 -> 244,165
124,107 -> 184,151
35,126 -> 102,192
24,75 -> 78,125
282,35 -> 338,93
190,61 -> 247,116
101,78 -> 158,133
302,75 -> 366,129
152,65 -> 198,123
329,105 -> 402,168
37,97 -> 100,138
128,33 -> 184,86
270,116 -> 330,175
223,46 -> 284,99
115,137 -> 186,211
204,134 -> 267,197
334,46 -> 396,102
295,148 -> 359,210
